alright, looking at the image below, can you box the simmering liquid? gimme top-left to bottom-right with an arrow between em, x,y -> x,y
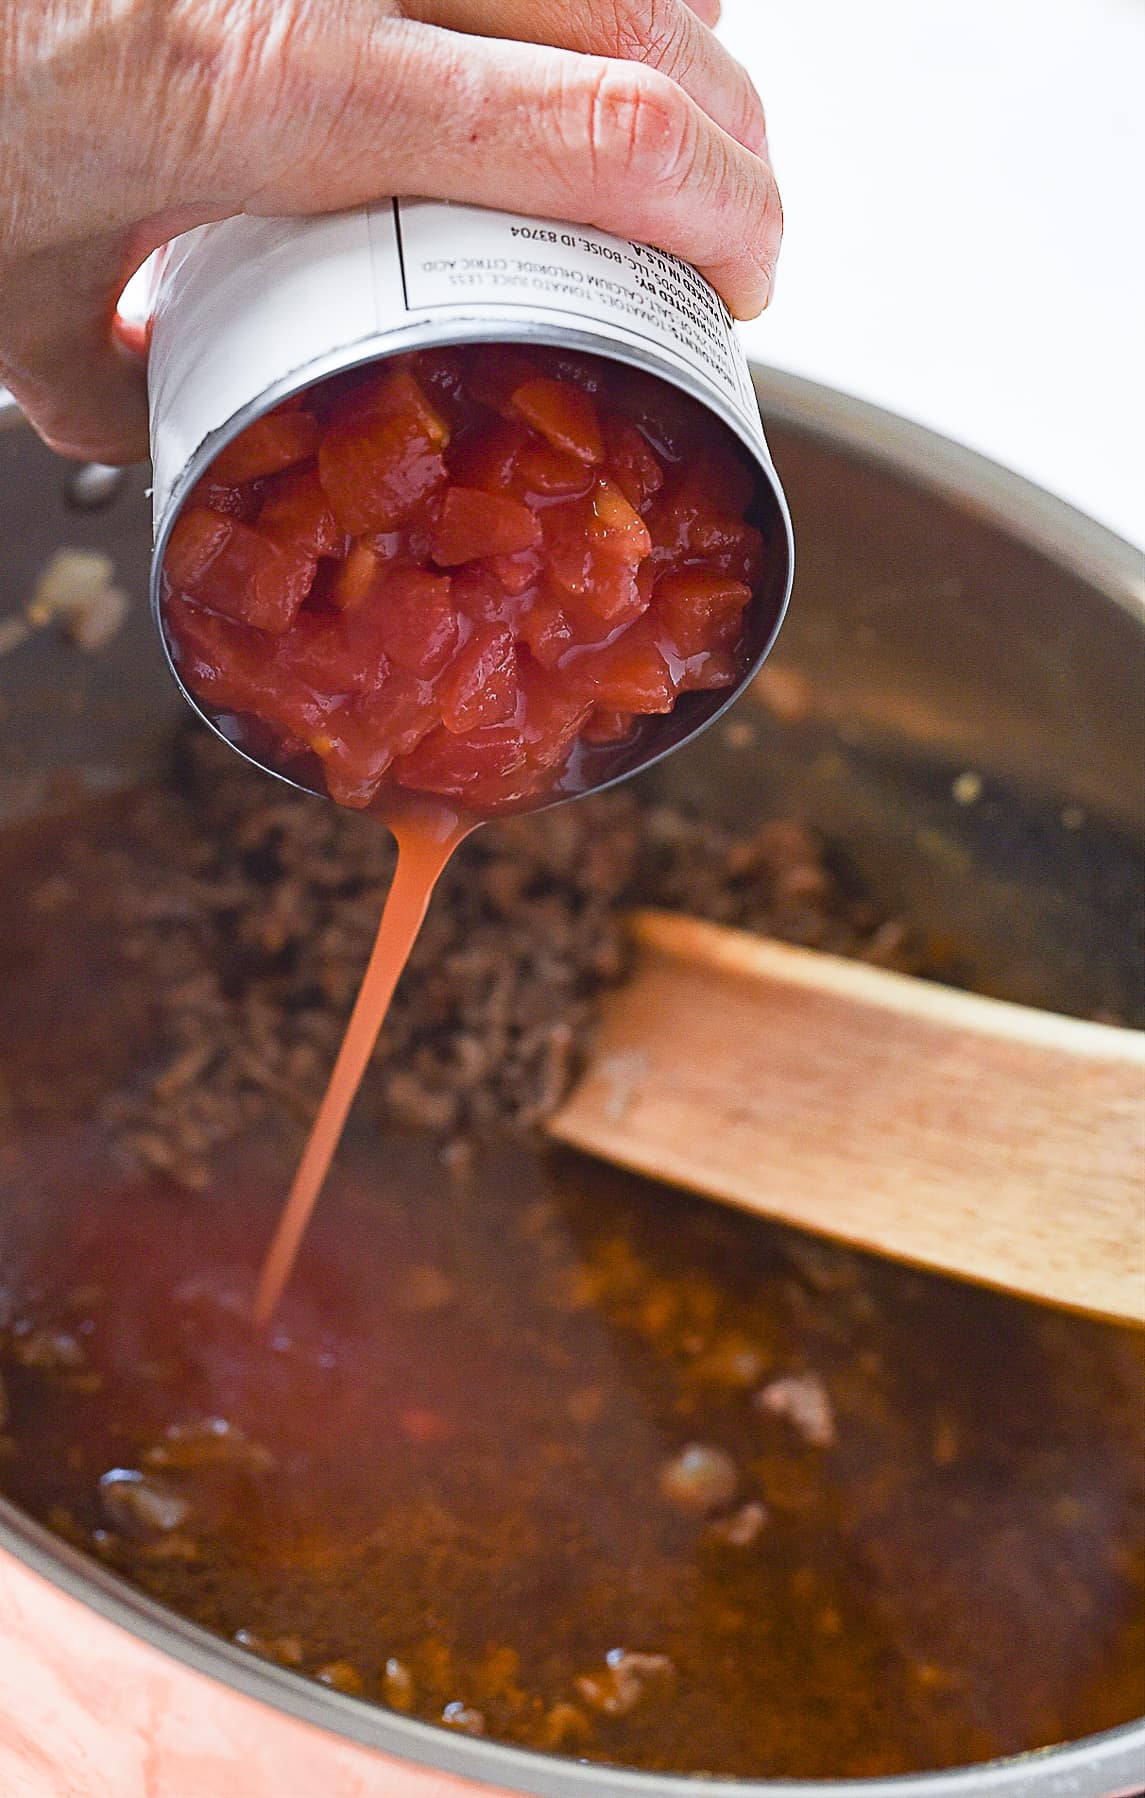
0,795 -> 1141,1777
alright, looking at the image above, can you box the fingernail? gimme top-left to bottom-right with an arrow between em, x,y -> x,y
730,268 -> 771,322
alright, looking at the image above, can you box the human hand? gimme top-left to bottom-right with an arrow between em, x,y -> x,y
0,0 -> 780,464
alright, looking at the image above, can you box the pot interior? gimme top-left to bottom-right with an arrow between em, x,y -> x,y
0,383 -> 1141,1792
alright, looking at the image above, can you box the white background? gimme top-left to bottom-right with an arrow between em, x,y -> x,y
719,0 -> 1144,549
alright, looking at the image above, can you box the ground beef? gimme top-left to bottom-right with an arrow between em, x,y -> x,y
94,729 -> 922,1189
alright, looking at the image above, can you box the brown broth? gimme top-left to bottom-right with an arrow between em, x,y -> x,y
0,797 -> 1142,1777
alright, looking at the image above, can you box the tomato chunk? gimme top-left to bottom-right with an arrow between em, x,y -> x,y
259,469 -> 343,558
582,708 -> 637,745
655,572 -> 752,658
331,540 -> 384,611
312,675 -> 440,808
394,720 -> 528,797
165,508 -> 314,635
319,415 -> 447,534
446,421 -> 529,496
373,567 -> 459,678
339,366 -> 451,448
438,623 -> 517,733
510,379 -> 604,465
431,488 -> 540,566
518,659 -> 593,769
209,411 -> 320,485
515,438 -> 595,499
517,588 -> 575,668
562,617 -> 675,713
604,417 -> 664,511
186,477 -> 262,522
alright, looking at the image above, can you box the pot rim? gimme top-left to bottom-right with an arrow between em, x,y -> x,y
0,372 -> 1142,1798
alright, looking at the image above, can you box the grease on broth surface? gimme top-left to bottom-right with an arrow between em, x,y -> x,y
0,797 -> 1141,1777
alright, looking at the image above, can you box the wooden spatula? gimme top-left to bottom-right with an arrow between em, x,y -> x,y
548,911 -> 1145,1325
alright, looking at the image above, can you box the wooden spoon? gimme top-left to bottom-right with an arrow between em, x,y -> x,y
548,910 -> 1145,1325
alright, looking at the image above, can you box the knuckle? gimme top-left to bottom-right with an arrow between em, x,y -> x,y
583,61 -> 695,190
167,0 -> 300,119
608,0 -> 690,78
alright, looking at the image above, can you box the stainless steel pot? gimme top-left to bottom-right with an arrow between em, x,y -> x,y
0,369 -> 1141,1798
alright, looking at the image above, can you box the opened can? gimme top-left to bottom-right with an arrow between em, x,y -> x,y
146,199 -> 794,798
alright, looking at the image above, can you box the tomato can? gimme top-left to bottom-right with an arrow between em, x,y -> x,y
145,200 -> 793,794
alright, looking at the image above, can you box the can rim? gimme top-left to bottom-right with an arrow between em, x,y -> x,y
147,318 -> 794,812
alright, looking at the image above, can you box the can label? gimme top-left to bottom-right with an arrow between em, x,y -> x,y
149,200 -> 771,534
391,202 -> 762,438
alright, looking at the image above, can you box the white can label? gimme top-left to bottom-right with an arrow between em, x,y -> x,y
391,201 -> 761,436
149,200 -> 768,531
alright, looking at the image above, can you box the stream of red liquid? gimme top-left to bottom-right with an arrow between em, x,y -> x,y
253,799 -> 473,1325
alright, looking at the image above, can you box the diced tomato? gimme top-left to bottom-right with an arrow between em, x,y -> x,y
276,612 -> 372,697
356,673 -> 442,759
482,547 -> 542,595
515,438 -> 595,499
561,617 -> 675,713
313,675 -> 440,808
517,588 -> 575,668
165,593 -> 265,713
510,379 -> 604,466
331,540 -> 384,611
209,412 -> 321,485
588,477 -> 652,562
451,566 -> 518,626
603,417 -> 664,511
655,571 -> 752,658
581,708 -> 637,745
546,489 -> 650,636
342,366 -> 451,448
372,567 -> 459,678
438,624 -> 516,733
518,658 -> 593,769
677,648 -> 740,692
165,508 -> 232,593
446,421 -> 529,496
164,507 -> 315,635
163,342 -> 765,818
259,469 -> 343,558
167,596 -> 332,741
431,487 -> 540,566
544,480 -> 650,625
468,347 -> 544,416
541,498 -> 594,599
185,476 -> 262,522
690,516 -> 765,585
319,414 -> 447,534
566,563 -> 646,632
394,720 -> 528,797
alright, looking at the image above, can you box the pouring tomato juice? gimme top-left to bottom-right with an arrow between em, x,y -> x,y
160,343 -> 769,1314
